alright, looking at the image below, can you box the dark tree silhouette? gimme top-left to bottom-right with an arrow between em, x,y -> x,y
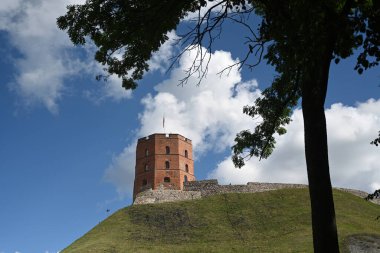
371,131 -> 380,146
365,189 -> 380,201
57,1 -> 380,252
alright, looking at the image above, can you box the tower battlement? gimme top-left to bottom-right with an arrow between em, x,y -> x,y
133,133 -> 195,199
137,133 -> 192,144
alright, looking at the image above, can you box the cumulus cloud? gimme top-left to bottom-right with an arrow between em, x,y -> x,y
82,72 -> 132,104
104,48 -> 260,198
209,99 -> 380,193
0,0 -> 21,12
148,30 -> 179,72
208,109 -> 307,186
1,0 -> 131,113
104,143 -> 137,197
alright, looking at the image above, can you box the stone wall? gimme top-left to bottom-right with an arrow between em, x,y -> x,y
334,187 -> 369,198
134,179 -> 373,205
183,180 -> 307,197
134,188 -> 201,205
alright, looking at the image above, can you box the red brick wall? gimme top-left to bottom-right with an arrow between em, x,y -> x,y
133,133 -> 195,199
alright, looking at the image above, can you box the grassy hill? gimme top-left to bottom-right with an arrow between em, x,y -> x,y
62,189 -> 380,253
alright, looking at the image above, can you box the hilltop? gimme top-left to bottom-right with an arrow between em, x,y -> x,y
61,188 -> 380,252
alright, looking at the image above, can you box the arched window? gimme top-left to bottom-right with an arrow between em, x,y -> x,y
165,146 -> 170,154
185,164 -> 189,173
142,179 -> 147,186
185,150 -> 188,158
144,164 -> 149,172
145,148 -> 149,157
164,177 -> 170,183
184,175 -> 188,183
165,161 -> 170,169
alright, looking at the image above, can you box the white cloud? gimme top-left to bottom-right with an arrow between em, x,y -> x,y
104,143 -> 137,197
183,1 -> 225,22
1,0 -> 131,113
148,30 -> 179,72
83,72 -> 132,104
102,75 -> 132,101
0,0 -> 21,12
1,0 -> 78,113
104,48 -> 261,198
209,99 -> 380,193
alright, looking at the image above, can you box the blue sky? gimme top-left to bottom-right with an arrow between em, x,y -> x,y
1,1 -> 380,252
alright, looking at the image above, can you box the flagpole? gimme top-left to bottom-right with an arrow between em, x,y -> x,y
163,114 -> 165,134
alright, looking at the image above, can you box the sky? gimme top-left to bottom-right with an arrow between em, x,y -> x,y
0,1 -> 379,252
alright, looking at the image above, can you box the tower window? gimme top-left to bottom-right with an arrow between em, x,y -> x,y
144,164 -> 149,172
142,179 -> 147,186
145,148 -> 149,157
185,150 -> 188,158
164,177 -> 170,183
184,175 -> 188,183
166,146 -> 170,154
185,164 -> 189,173
165,161 -> 170,169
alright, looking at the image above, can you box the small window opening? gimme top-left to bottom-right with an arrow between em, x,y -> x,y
164,177 -> 170,183
166,146 -> 170,154
142,179 -> 147,186
185,164 -> 189,173
144,164 -> 149,172
145,149 -> 149,156
185,150 -> 188,158
165,161 -> 170,169
184,175 -> 188,183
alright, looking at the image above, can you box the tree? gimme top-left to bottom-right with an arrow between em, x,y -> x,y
371,131 -> 380,146
365,189 -> 380,201
57,1 -> 380,252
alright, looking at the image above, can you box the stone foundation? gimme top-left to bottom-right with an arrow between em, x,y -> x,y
183,180 -> 307,197
133,179 -> 374,205
134,188 -> 201,205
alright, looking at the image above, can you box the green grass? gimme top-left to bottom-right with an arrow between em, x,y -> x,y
62,189 -> 380,253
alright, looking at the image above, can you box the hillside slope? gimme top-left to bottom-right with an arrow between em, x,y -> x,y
62,189 -> 380,253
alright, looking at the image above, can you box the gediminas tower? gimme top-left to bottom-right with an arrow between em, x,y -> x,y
133,133 -> 195,199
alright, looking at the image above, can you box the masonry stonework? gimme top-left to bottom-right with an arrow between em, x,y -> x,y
133,133 -> 195,199
134,179 -> 374,205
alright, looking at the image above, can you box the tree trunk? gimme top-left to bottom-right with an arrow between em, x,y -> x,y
301,51 -> 339,251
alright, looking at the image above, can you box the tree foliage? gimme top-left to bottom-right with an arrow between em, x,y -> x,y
366,188 -> 380,200
371,131 -> 380,146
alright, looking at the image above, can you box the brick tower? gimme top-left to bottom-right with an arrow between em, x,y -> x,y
133,133 -> 195,199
